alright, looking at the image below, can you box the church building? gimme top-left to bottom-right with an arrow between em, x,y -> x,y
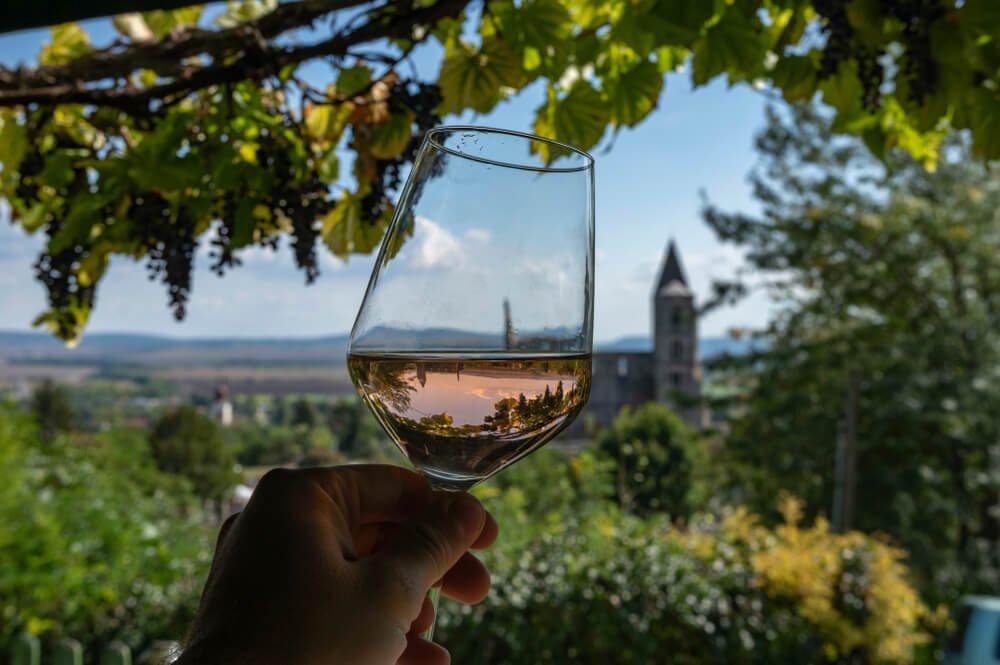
586,240 -> 706,429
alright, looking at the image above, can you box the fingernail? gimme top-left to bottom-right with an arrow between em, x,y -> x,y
448,494 -> 484,537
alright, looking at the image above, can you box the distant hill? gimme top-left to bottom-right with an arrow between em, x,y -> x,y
595,335 -> 761,359
0,330 -> 761,367
0,330 -> 351,367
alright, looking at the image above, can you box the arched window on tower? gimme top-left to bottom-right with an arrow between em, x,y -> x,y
670,340 -> 684,361
670,372 -> 683,387
671,307 -> 683,329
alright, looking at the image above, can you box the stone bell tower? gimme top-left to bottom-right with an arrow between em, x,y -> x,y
652,240 -> 703,426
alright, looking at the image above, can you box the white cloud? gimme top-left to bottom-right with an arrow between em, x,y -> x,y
465,228 -> 491,243
410,216 -> 464,269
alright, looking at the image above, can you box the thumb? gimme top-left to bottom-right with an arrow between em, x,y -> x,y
365,492 -> 485,612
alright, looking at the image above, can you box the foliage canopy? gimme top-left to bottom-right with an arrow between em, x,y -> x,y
0,0 -> 997,342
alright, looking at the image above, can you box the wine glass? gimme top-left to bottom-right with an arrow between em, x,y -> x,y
346,125 -> 594,640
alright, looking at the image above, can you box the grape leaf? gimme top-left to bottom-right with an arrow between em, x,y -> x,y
231,198 -> 258,249
214,0 -> 277,28
305,102 -> 353,147
648,0 -> 716,46
0,113 -> 28,174
691,14 -> 766,86
605,60 -> 664,128
819,61 -> 863,114
369,112 -> 414,159
770,54 -> 819,103
533,81 -> 609,160
967,89 -> 1000,160
141,7 -> 204,38
492,0 -> 571,50
39,23 -> 91,66
438,39 -> 525,114
322,195 -> 386,259
337,66 -> 374,98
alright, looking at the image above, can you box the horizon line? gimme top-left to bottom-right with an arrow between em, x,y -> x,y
0,328 -> 739,345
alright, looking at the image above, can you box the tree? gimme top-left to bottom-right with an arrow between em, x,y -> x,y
289,397 -> 316,428
596,402 -> 705,519
703,104 -> 1000,597
0,0 -> 997,342
269,395 -> 288,427
148,405 -> 238,503
28,379 -> 76,441
326,397 -> 390,461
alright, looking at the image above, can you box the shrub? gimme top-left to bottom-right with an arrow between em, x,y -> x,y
442,473 -> 932,665
0,403 -> 213,660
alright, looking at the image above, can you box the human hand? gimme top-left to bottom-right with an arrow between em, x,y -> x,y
176,465 -> 498,665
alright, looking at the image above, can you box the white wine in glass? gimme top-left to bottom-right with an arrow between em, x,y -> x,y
347,125 -> 595,639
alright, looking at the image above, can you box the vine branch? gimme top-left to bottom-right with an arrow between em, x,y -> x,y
0,0 -> 469,112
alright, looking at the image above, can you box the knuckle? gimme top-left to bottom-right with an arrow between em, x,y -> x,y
368,559 -> 421,613
256,467 -> 295,494
409,519 -> 453,571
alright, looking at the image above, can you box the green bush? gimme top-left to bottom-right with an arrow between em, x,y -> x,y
441,452 -> 934,665
0,403 -> 213,660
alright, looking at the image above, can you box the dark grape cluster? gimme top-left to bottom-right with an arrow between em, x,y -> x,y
359,80 -> 443,221
14,149 -> 44,206
880,0 -> 943,103
20,79 -> 446,336
816,0 -> 853,79
817,0 -> 944,109
33,221 -> 96,341
255,128 -> 333,284
815,0 -> 883,110
131,192 -> 198,321
209,193 -> 244,277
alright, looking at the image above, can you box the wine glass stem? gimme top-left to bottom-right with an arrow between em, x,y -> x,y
423,479 -> 463,642
423,585 -> 442,641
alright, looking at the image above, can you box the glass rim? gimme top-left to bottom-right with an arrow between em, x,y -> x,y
426,125 -> 595,173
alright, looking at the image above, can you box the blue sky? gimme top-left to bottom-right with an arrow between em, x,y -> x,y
0,12 -> 774,342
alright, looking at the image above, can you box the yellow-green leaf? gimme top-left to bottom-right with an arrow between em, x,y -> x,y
492,0 -> 572,50
0,113 -> 28,174
305,102 -> 353,146
605,60 -> 663,128
19,201 -> 54,233
965,89 -> 1000,160
142,6 -> 204,38
438,39 -> 525,114
214,0 -> 277,28
648,0 -> 716,46
370,112 -> 414,159
819,61 -> 863,115
112,14 -> 155,41
961,0 -> 1000,38
38,152 -> 74,189
231,198 -> 258,248
533,81 -> 609,161
77,251 -> 110,288
770,54 -> 819,103
337,66 -> 373,98
322,195 -> 385,259
40,23 -> 92,65
691,14 -> 766,86
317,149 -> 339,182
